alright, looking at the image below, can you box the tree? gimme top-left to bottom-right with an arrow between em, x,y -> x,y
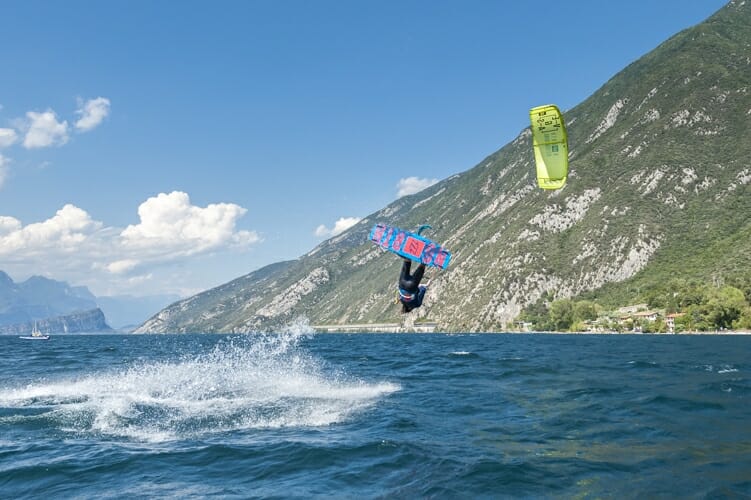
734,307 -> 751,330
639,319 -> 654,334
549,299 -> 574,331
677,283 -> 707,309
673,314 -> 690,333
573,300 -> 598,322
653,318 -> 667,334
518,299 -> 552,331
704,286 -> 746,330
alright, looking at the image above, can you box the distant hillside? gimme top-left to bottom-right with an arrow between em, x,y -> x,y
137,1 -> 751,333
0,271 -> 98,325
97,294 -> 181,330
0,309 -> 112,335
0,270 -> 177,330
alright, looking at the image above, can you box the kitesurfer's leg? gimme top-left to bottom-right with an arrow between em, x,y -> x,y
400,259 -> 411,282
413,263 -> 426,285
399,259 -> 418,292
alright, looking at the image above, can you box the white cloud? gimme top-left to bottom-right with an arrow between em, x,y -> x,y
396,176 -> 439,198
0,191 -> 260,295
314,216 -> 361,238
23,110 -> 69,148
75,97 -> 111,132
120,191 -> 260,256
0,128 -> 18,148
0,215 -> 21,234
0,204 -> 102,255
106,259 -> 139,274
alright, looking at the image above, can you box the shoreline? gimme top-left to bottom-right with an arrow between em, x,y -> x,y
312,330 -> 751,335
3,330 -> 750,336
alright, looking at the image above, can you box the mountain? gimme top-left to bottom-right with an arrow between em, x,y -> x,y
0,271 -> 98,325
0,309 -> 112,335
96,294 -> 181,330
0,270 -> 178,332
137,1 -> 751,333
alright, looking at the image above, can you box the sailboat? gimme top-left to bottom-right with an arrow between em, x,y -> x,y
19,321 -> 51,340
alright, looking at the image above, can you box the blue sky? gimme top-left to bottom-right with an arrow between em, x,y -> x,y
0,0 -> 728,297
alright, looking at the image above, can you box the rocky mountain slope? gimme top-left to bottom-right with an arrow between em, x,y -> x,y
96,293 -> 181,330
0,308 -> 112,335
137,1 -> 751,333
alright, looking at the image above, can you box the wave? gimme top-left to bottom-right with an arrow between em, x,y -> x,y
0,328 -> 399,442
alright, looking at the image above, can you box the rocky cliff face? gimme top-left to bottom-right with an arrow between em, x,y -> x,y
0,308 -> 112,335
137,1 -> 751,333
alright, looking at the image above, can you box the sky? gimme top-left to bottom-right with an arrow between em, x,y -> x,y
0,0 -> 729,298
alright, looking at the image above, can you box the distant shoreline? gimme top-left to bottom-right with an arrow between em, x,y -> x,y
496,331 -> 751,335
3,330 -> 749,336
314,329 -> 751,335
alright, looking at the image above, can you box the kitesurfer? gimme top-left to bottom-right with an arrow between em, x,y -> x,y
398,259 -> 428,313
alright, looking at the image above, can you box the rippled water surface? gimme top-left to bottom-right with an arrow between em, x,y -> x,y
1,332 -> 749,498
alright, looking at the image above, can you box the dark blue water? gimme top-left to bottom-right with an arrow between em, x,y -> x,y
1,331 -> 749,498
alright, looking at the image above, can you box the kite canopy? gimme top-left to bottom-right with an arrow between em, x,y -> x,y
529,104 -> 568,190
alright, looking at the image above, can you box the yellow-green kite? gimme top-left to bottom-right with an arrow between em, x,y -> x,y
529,104 -> 568,190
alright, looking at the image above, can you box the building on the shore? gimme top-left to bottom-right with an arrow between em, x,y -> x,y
665,313 -> 686,333
632,311 -> 659,322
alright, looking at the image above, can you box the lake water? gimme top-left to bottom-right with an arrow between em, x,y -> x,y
1,330 -> 749,498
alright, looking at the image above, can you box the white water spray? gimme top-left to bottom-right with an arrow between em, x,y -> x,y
0,322 -> 399,442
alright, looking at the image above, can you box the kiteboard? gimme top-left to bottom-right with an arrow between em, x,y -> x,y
369,223 -> 451,269
530,104 -> 568,190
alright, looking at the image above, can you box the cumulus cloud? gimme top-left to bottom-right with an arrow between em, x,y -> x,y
120,191 -> 260,257
2,97 -> 109,152
75,97 -> 111,131
314,216 -> 361,238
396,176 -> 439,198
0,191 -> 260,294
0,215 -> 22,234
23,110 -> 69,148
0,128 -> 18,148
0,204 -> 102,256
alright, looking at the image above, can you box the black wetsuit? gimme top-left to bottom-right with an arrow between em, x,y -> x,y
399,260 -> 427,310
399,259 -> 425,292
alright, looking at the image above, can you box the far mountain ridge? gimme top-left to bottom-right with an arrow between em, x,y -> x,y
137,1 -> 751,333
0,308 -> 112,335
96,293 -> 181,330
0,272 -> 98,325
0,271 -> 179,330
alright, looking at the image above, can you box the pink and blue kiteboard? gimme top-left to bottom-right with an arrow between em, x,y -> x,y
369,223 -> 451,269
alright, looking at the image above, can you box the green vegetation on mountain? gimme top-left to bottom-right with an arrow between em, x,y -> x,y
138,1 -> 751,333
520,281 -> 751,333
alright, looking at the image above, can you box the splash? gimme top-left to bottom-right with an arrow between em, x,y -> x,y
0,326 -> 399,442
277,315 -> 316,335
